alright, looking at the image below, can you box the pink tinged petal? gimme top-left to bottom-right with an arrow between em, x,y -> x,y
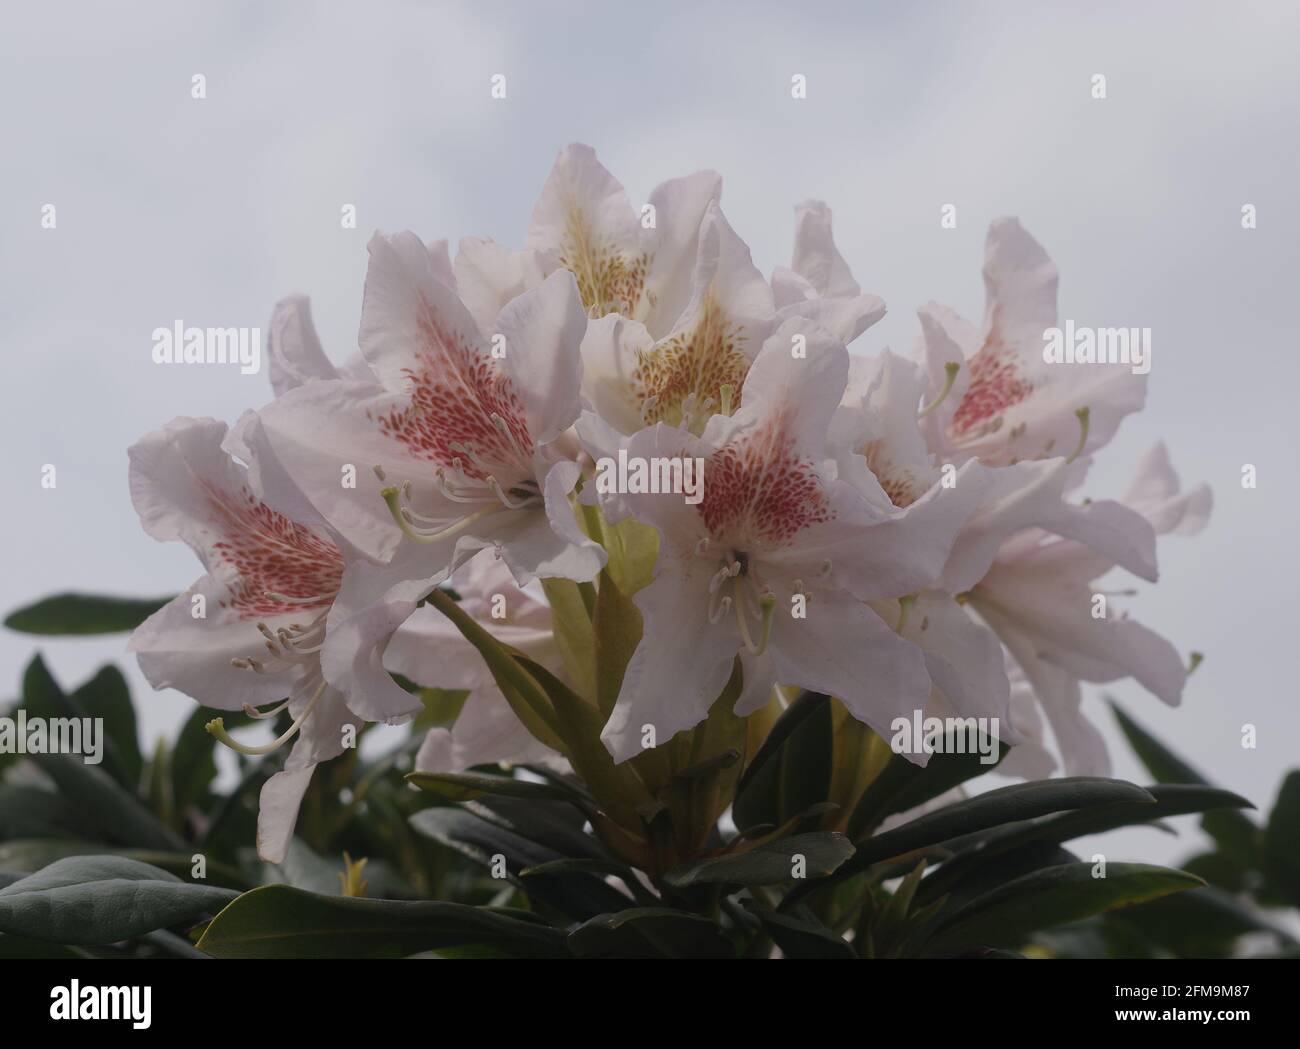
579,315 -> 656,436
594,419 -> 714,535
996,676 -> 1059,780
706,318 -> 848,456
237,380 -> 418,562
980,217 -> 1059,354
792,460 -> 990,603
128,416 -> 344,617
973,577 -> 1186,707
776,293 -> 886,347
493,460 -> 605,585
900,592 -> 1016,740
320,543 -> 467,723
360,230 -> 487,388
289,678 -> 362,766
494,269 -> 587,445
634,203 -> 774,427
361,231 -> 539,490
128,580 -> 298,710
603,557 -> 739,764
837,349 -> 937,508
789,200 -> 861,299
388,581 -> 556,690
916,302 -> 979,458
941,460 -> 1159,592
416,687 -> 566,775
426,238 -> 456,290
528,143 -> 648,318
733,650 -> 778,716
453,237 -> 553,337
641,169 -> 723,338
941,220 -> 1146,465
771,266 -> 816,309
1037,498 -> 1159,583
267,295 -> 337,397
1124,442 -> 1213,536
336,351 -> 376,383
986,613 -> 1111,777
257,759 -> 315,864
768,590 -> 932,752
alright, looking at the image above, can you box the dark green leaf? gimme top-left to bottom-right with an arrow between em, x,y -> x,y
1263,771 -> 1300,907
744,902 -> 855,959
0,932 -> 95,958
405,770 -> 581,805
733,691 -> 832,833
665,832 -> 855,888
786,777 -> 1154,908
71,666 -> 142,789
29,753 -> 187,852
848,729 -> 1007,840
921,862 -> 1203,956
197,885 -> 568,958
0,856 -> 236,945
568,907 -> 734,959
1108,885 -> 1297,957
915,783 -> 1253,906
0,785 -> 101,841
5,593 -> 172,635
409,806 -> 630,919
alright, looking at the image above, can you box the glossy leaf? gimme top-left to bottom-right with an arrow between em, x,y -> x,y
197,885 -> 568,958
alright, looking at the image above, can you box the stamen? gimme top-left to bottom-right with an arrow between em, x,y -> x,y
896,593 -> 917,633
733,579 -> 776,657
264,591 -> 328,606
381,485 -> 500,544
1188,651 -> 1204,675
640,395 -> 659,425
242,697 -> 291,720
694,537 -> 711,557
719,383 -> 735,418
708,594 -> 733,624
372,465 -> 387,482
489,412 -> 530,462
1065,406 -> 1091,464
708,563 -> 735,594
487,476 -> 538,510
207,679 -> 327,756
918,361 -> 961,419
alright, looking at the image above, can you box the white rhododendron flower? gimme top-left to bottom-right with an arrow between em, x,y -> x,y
126,143 -> 1210,859
128,417 -> 364,863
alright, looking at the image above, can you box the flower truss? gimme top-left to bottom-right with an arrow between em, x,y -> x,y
86,144 -> 1246,960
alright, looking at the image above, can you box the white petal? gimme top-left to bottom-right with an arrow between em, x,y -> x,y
768,588 -> 932,747
129,580 -> 298,710
602,555 -> 738,763
495,269 -> 587,445
257,758 -> 315,864
453,237 -> 553,337
494,461 -> 606,585
267,295 -> 337,397
790,200 -> 861,299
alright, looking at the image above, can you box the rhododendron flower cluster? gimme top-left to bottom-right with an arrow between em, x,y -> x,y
128,144 -> 1208,862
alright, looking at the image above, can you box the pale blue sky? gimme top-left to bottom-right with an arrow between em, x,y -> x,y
3,0 -> 1297,867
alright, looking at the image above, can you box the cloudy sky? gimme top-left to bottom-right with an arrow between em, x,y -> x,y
3,0 -> 1297,865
